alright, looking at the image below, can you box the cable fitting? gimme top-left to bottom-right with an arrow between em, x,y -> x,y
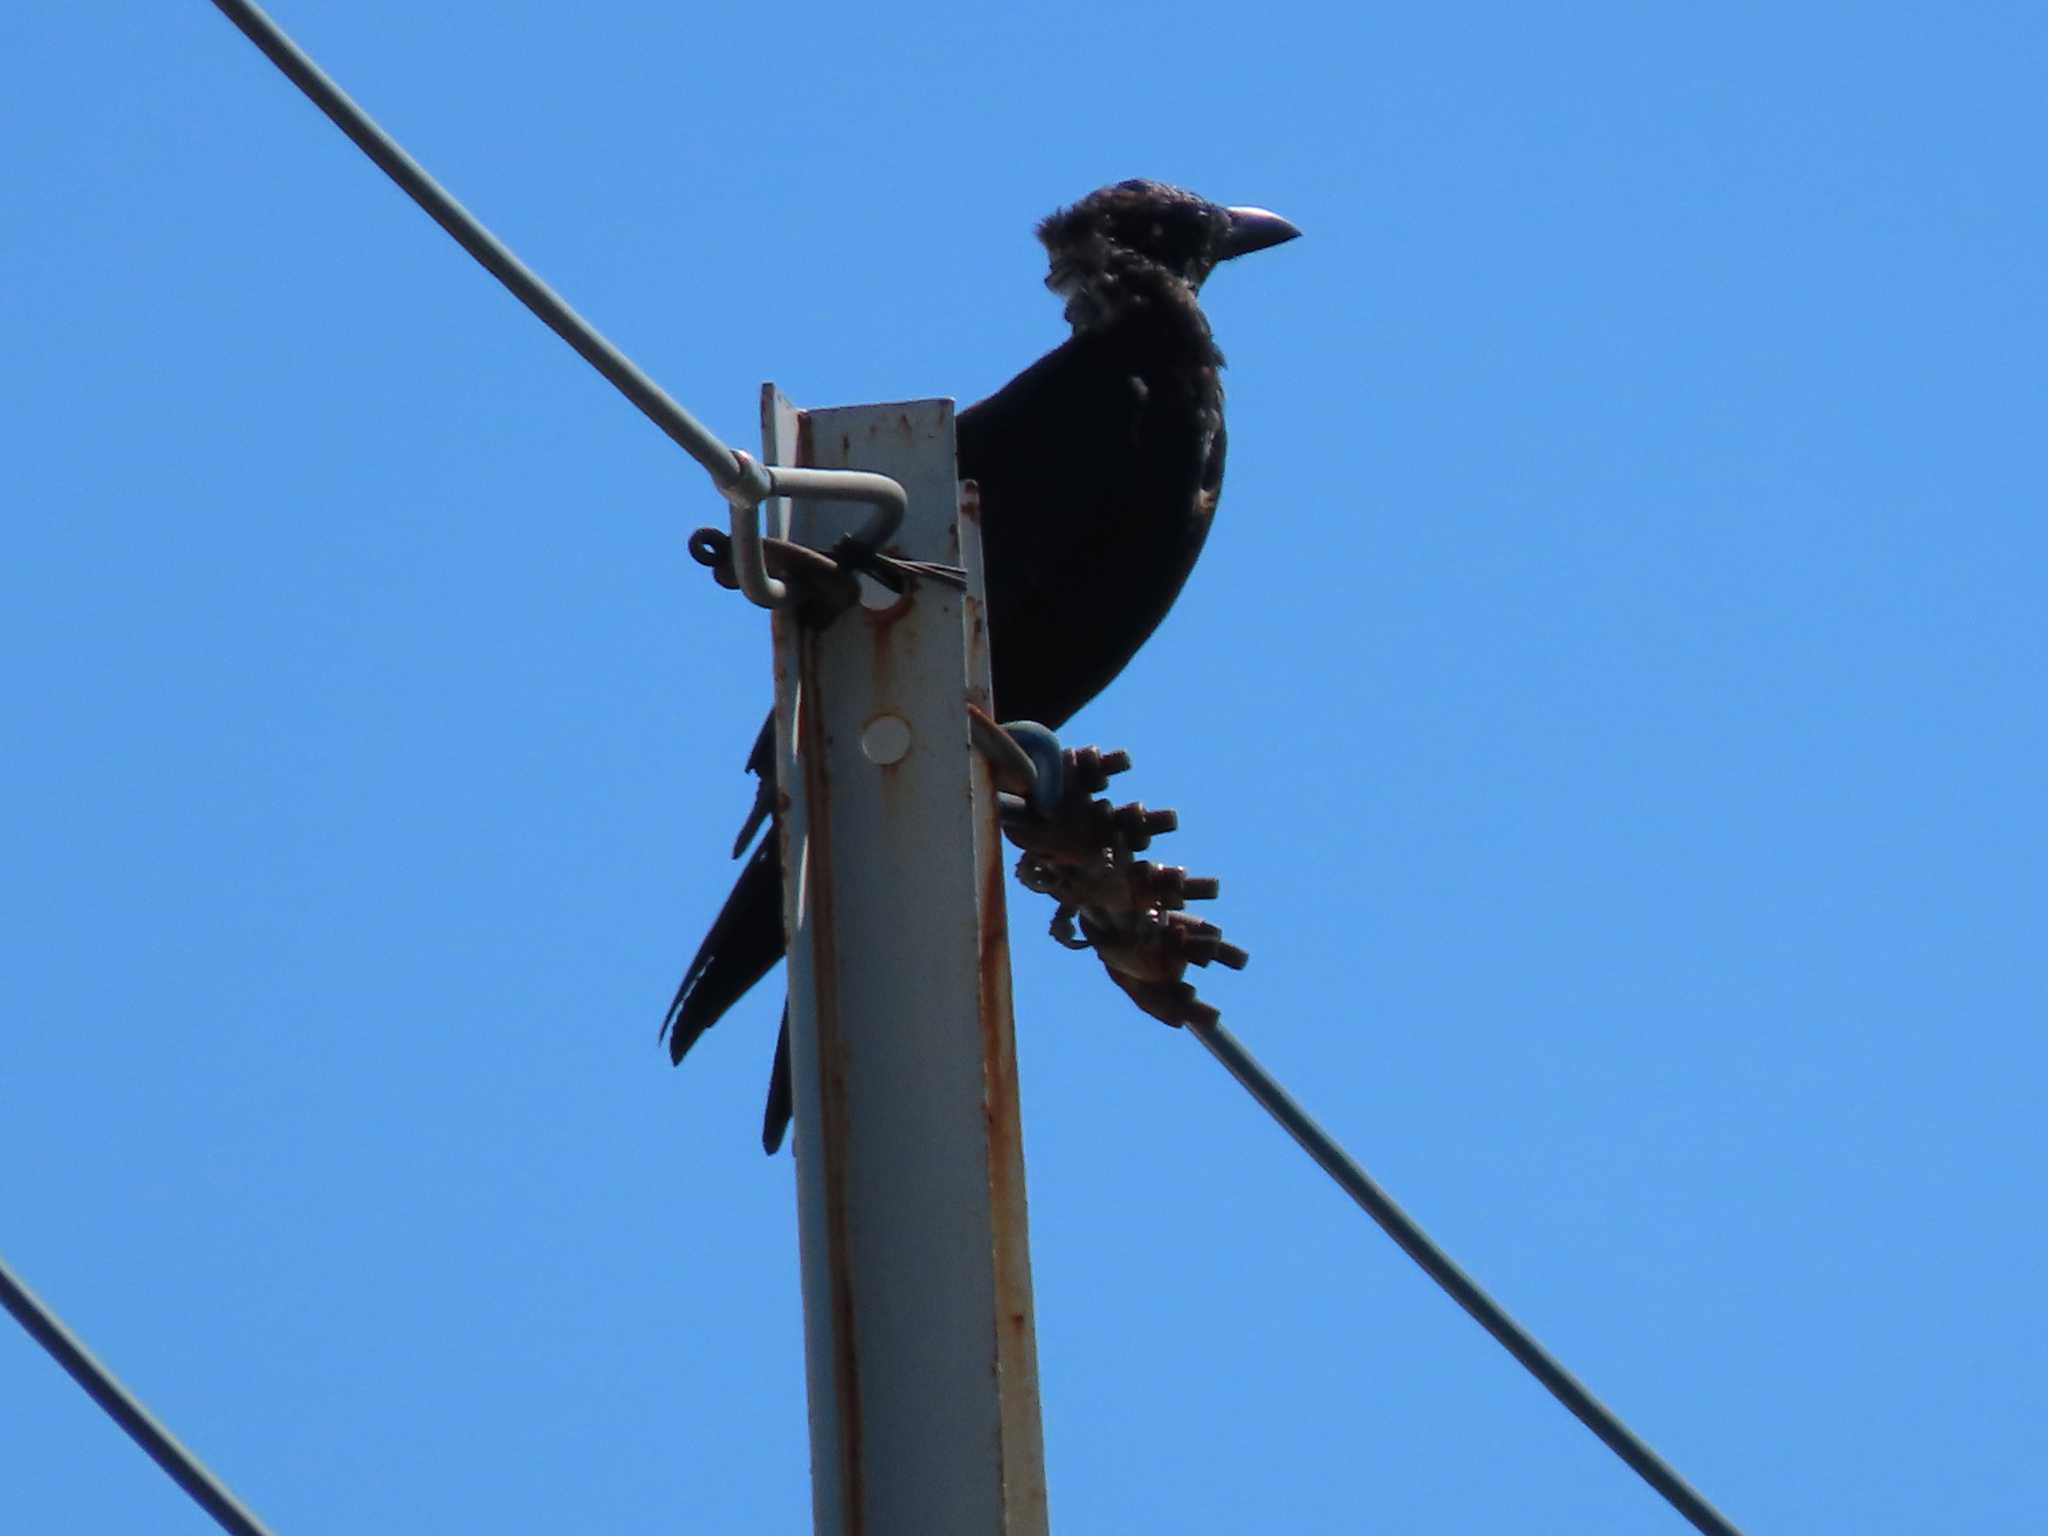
708,450 -> 914,611
985,725 -> 1246,1032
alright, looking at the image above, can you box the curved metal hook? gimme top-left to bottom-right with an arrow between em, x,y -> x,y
717,451 -> 910,610
1001,721 -> 1067,817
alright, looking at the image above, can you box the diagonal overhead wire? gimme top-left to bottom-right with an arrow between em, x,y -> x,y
206,0 -> 745,491
2,1253 -> 277,1536
206,0 -> 910,606
1189,1020 -> 1745,1536
990,719 -> 1744,1532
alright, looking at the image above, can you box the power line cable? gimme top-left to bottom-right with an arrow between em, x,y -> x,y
206,0 -> 908,600
1190,1020 -> 1745,1536
2,1252 -> 277,1536
205,0 -> 740,488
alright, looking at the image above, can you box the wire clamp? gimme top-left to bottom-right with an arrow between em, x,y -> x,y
706,450 -> 916,612
694,453 -> 963,620
984,725 -> 1247,1030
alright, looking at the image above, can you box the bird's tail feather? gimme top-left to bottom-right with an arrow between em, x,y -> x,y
661,838 -> 786,1065
730,716 -> 778,857
762,1011 -> 793,1154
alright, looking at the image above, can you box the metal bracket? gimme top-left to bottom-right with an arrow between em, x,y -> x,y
715,450 -> 908,608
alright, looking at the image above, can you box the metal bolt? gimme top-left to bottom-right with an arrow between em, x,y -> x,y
859,714 -> 912,766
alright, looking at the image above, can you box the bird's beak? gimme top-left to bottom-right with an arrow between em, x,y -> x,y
1219,205 -> 1302,260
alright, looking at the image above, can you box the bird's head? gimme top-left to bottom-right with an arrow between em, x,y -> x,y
1038,180 -> 1300,309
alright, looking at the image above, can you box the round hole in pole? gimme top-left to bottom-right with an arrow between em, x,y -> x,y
861,714 -> 913,766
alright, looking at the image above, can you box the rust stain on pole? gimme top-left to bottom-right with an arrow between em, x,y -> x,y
789,618 -> 868,1533
962,479 -> 1050,1528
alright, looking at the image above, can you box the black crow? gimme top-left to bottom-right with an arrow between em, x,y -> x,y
665,180 -> 1299,1151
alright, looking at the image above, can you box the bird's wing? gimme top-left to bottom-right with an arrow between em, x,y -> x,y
961,328 -> 1224,728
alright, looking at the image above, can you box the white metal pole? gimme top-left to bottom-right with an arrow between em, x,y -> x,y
762,388 -> 1048,1536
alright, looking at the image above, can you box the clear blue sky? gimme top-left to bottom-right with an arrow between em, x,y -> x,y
6,2 -> 2044,1531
